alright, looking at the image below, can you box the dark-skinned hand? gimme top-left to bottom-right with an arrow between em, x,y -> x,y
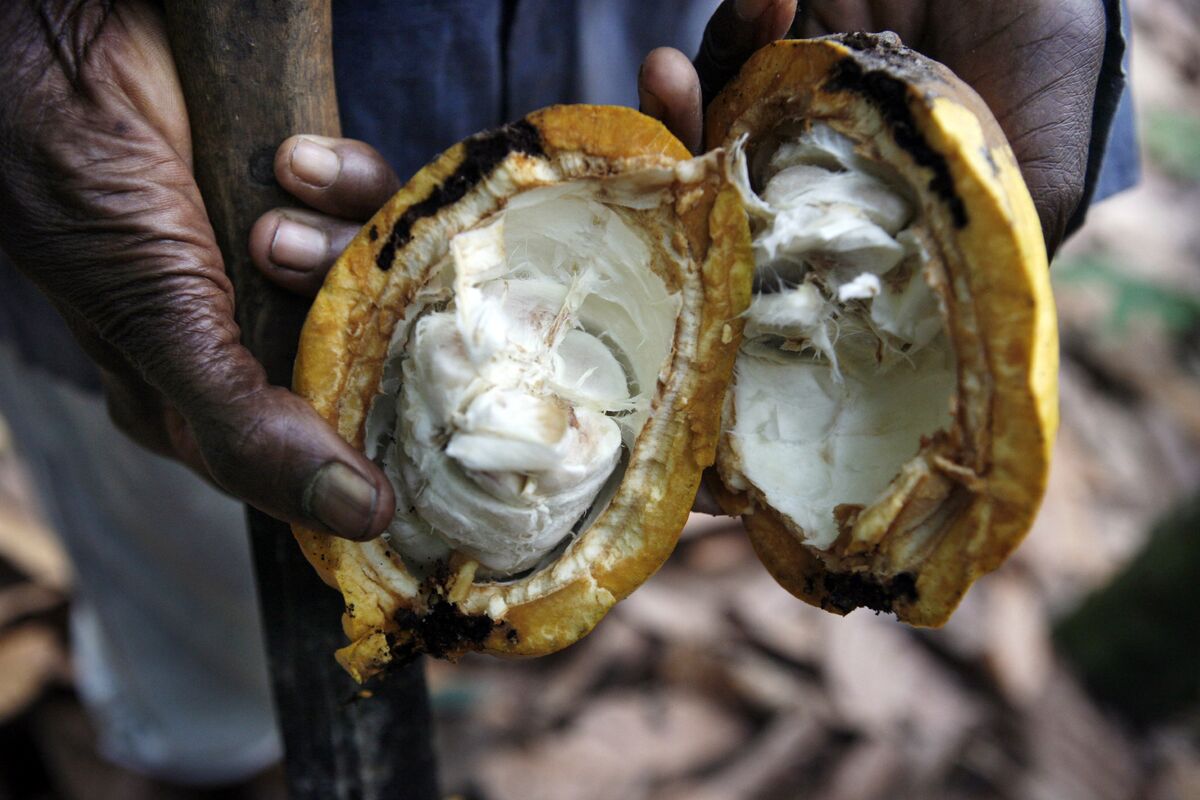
0,1 -> 395,541
637,0 -> 1107,255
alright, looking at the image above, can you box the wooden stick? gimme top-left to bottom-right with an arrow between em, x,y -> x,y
162,2 -> 438,796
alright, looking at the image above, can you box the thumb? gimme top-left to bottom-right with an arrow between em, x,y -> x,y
694,0 -> 798,108
59,220 -> 394,541
175,343 -> 395,541
88,276 -> 393,541
639,48 -> 703,154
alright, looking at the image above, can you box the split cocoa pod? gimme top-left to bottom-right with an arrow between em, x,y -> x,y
292,104 -> 752,679
706,33 -> 1057,626
292,33 -> 1057,680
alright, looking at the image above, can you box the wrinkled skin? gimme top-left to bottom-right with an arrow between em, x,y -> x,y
0,0 -> 1104,537
0,1 -> 394,539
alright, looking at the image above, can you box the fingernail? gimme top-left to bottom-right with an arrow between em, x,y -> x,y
735,0 -> 773,21
271,218 -> 327,271
638,87 -> 667,122
304,462 -> 379,540
290,138 -> 340,187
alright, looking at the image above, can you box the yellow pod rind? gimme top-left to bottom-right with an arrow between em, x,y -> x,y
707,35 -> 1058,626
293,105 -> 751,678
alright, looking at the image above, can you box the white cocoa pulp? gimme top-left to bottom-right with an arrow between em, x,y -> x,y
366,179 -> 683,576
725,123 -> 956,549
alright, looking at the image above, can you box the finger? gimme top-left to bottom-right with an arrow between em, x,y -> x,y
249,208 -> 360,297
694,0 -> 798,107
275,135 -> 401,221
109,301 -> 396,541
185,379 -> 396,542
639,48 -> 703,154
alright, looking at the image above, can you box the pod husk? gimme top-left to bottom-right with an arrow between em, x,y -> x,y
707,34 -> 1058,626
292,105 -> 751,680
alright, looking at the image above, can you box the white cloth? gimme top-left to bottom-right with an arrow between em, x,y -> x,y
0,344 -> 280,784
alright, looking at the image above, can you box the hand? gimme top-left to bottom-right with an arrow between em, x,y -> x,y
247,137 -> 400,299
0,1 -> 394,541
637,0 -> 1107,255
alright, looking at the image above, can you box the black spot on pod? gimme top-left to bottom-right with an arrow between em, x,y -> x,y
388,599 -> 498,662
821,570 -> 919,615
825,57 -> 968,229
375,119 -> 546,272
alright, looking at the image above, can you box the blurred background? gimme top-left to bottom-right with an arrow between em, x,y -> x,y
2,1 -> 1200,797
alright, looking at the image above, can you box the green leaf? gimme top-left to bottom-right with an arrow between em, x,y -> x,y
1053,254 -> 1200,334
1144,109 -> 1200,183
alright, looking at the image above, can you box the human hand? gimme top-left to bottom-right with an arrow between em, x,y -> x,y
637,0 -> 1107,255
246,137 -> 401,299
0,1 -> 394,541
